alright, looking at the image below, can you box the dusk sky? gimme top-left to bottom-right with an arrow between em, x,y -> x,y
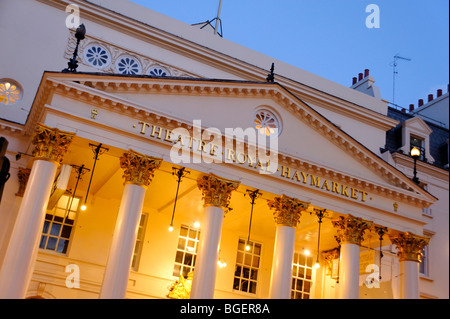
130,0 -> 449,112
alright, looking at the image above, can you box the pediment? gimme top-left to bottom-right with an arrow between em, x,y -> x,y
402,116 -> 433,135
27,72 -> 437,207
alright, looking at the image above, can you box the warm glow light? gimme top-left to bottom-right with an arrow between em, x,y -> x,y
410,147 -> 421,158
314,262 -> 320,269
80,204 -> 87,211
245,245 -> 251,251
193,221 -> 200,228
217,260 -> 227,268
168,225 -> 174,232
303,249 -> 311,256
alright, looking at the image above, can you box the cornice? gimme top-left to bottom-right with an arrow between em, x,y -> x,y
39,0 -> 397,132
27,72 -> 436,208
391,152 -> 449,182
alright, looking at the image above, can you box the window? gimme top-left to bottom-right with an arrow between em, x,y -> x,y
0,79 -> 22,105
39,194 -> 78,254
419,246 -> 429,276
253,109 -> 281,137
291,252 -> 314,299
173,225 -> 200,278
131,213 -> 148,271
115,55 -> 142,75
410,135 -> 425,160
146,65 -> 170,77
233,239 -> 261,294
83,43 -> 111,69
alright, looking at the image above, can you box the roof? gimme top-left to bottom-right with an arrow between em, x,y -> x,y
385,107 -> 449,169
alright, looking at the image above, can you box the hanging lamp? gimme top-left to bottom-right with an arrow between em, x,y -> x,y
168,167 -> 190,232
244,189 -> 262,251
313,209 -> 327,269
80,143 -> 108,211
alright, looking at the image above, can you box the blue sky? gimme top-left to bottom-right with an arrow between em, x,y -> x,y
130,0 -> 449,110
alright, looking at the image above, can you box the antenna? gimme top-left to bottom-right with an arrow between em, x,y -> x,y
214,0 -> 223,35
392,54 -> 411,106
191,0 -> 223,37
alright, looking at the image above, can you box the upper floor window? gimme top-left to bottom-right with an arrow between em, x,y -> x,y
0,79 -> 22,105
40,194 -> 79,254
419,246 -> 429,277
83,43 -> 112,69
115,55 -> 142,75
410,135 -> 425,160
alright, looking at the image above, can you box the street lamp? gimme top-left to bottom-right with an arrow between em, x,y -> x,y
62,24 -> 86,73
410,147 -> 421,184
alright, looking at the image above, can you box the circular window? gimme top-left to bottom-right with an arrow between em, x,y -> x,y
0,79 -> 23,105
146,65 -> 170,77
83,43 -> 111,69
115,55 -> 142,75
253,108 -> 281,136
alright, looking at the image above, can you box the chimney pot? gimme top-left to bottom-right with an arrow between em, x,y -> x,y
437,89 -> 442,97
358,73 -> 363,81
364,69 -> 369,77
428,94 -> 433,102
418,99 -> 424,106
409,104 -> 414,111
401,108 -> 406,113
352,77 -> 357,85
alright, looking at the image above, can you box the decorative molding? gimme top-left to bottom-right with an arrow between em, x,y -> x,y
197,173 -> 240,208
321,248 -> 340,275
16,167 -> 31,197
389,231 -> 430,262
65,31 -> 197,78
31,123 -> 75,164
119,149 -> 162,187
27,73 -> 437,209
332,214 -> 373,245
167,271 -> 193,299
267,194 -> 309,227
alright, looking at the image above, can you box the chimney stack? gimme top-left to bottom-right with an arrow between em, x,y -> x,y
418,99 -> 424,107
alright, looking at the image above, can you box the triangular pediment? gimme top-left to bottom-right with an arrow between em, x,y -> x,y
27,72 -> 437,207
403,116 -> 433,135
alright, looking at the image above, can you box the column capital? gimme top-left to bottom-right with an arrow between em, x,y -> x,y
16,167 -> 31,197
120,149 -> 162,187
31,123 -> 75,164
332,214 -> 372,245
197,173 -> 240,208
267,195 -> 309,227
390,231 -> 430,262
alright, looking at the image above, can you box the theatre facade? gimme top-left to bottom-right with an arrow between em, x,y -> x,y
0,0 -> 448,299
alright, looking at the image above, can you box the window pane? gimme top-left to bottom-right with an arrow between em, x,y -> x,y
57,239 -> 68,254
178,238 -> 186,250
254,244 -> 261,256
50,223 -> 61,236
175,251 -> 183,263
236,251 -> 243,264
184,253 -> 193,266
244,254 -> 252,266
39,235 -> 47,249
173,264 -> 181,277
61,225 -> 72,238
180,226 -> 188,237
42,221 -> 50,234
46,237 -> 57,250
243,267 -> 250,279
249,281 -> 257,294
252,256 -> 260,267
235,265 -> 242,277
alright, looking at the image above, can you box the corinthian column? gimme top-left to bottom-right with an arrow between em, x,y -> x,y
332,214 -> 372,299
0,124 -> 75,299
190,173 -> 240,299
99,150 -> 161,299
390,231 -> 429,299
267,195 -> 309,299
